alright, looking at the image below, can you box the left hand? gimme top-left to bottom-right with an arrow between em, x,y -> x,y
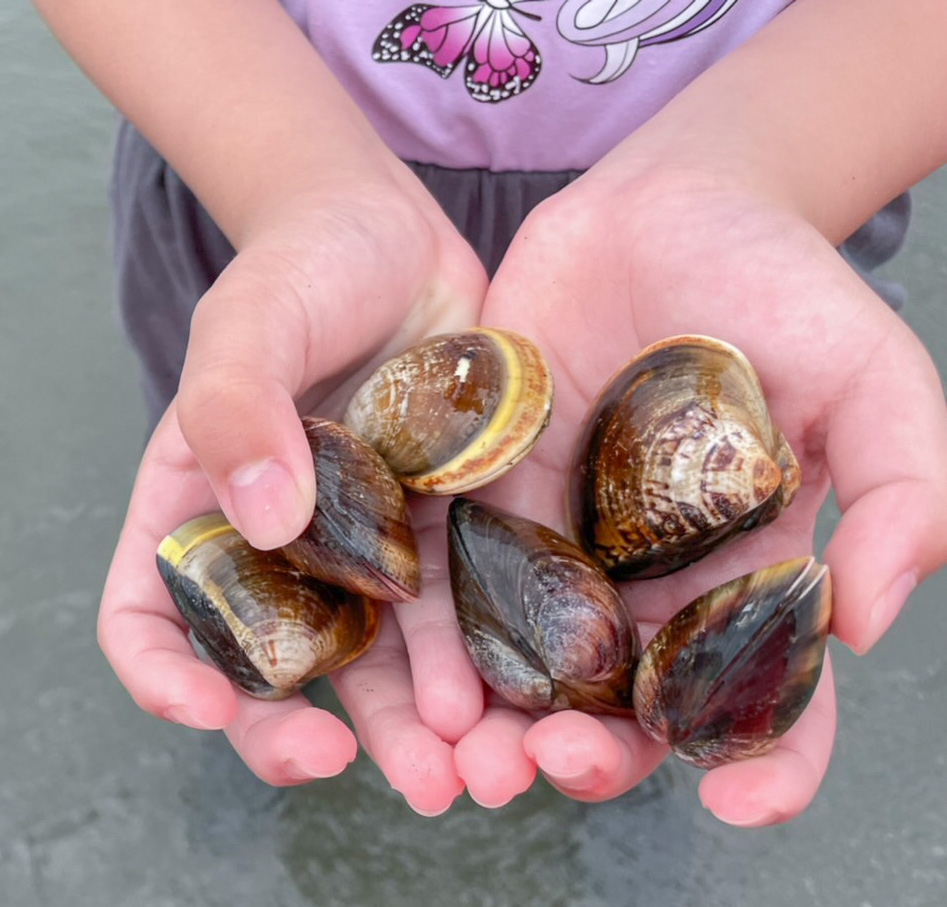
96,177 -> 488,815
443,165 -> 947,825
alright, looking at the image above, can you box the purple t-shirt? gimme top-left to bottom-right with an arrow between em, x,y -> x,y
281,0 -> 792,171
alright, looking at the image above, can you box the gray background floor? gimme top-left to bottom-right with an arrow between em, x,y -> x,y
2,6 -> 945,906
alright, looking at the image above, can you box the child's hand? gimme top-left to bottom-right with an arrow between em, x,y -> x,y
450,168 -> 947,824
97,180 -> 489,815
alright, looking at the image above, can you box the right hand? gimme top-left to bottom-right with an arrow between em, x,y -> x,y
451,164 -> 947,824
97,173 -> 489,815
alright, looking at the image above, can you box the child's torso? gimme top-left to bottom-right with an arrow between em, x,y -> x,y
282,0 -> 793,171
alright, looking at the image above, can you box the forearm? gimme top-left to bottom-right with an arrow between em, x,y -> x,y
32,0 -> 403,247
600,0 -> 947,243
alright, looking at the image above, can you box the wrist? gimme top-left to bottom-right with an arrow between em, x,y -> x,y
588,0 -> 947,246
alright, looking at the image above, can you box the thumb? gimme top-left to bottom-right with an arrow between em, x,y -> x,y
175,213 -> 489,549
175,254 -> 318,550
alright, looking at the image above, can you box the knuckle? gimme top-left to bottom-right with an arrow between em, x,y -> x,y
175,361 -> 265,452
176,366 -> 238,441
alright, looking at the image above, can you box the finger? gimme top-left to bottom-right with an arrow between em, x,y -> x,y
395,585 -> 485,744
698,652 -> 837,826
175,254 -> 319,550
98,409 -> 238,729
100,607 -> 237,729
394,498 -> 485,744
222,690 -> 358,785
822,326 -> 947,653
330,608 -> 465,816
454,706 -> 537,808
523,710 -> 667,803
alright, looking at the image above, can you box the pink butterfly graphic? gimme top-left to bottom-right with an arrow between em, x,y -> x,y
372,0 -> 542,103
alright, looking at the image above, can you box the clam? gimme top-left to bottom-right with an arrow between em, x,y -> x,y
156,513 -> 380,700
571,335 -> 801,579
280,417 -> 420,601
343,328 -> 553,494
448,498 -> 640,714
633,557 -> 831,768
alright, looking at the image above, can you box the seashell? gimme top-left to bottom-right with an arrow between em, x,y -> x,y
448,498 -> 640,714
157,513 -> 380,700
571,335 -> 801,579
633,557 -> 831,768
343,328 -> 553,495
280,417 -> 420,601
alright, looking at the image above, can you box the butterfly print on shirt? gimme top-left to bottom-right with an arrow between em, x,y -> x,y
373,0 -> 542,103
557,0 -> 742,84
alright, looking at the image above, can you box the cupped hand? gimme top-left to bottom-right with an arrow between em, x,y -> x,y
451,168 -> 947,824
97,174 -> 489,815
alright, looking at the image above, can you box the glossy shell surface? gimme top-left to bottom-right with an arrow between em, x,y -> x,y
571,335 -> 800,579
633,557 -> 831,768
343,329 -> 553,494
448,498 -> 640,714
157,513 -> 380,700
281,417 -> 420,601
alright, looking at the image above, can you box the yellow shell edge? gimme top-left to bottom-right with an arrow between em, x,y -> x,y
156,512 -> 235,569
400,328 -> 553,494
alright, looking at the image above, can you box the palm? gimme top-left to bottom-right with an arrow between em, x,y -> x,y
457,178 -> 947,822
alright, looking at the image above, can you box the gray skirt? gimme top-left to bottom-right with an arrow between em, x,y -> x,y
110,122 -> 910,430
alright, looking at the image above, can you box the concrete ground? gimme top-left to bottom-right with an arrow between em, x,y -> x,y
2,7 -> 945,906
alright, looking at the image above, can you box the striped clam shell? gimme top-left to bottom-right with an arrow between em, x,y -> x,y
570,335 -> 800,579
157,513 -> 380,700
343,329 -> 553,495
280,417 -> 420,602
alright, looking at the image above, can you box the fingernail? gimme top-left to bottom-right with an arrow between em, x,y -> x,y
228,458 -> 306,549
710,805 -> 781,828
283,760 -> 345,782
467,791 -> 514,810
861,569 -> 918,654
163,703 -> 220,730
704,792 -> 782,828
541,763 -> 600,793
407,802 -> 452,818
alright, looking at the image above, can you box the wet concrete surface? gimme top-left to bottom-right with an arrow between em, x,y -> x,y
2,6 -> 945,906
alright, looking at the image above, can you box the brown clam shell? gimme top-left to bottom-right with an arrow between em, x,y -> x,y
157,513 -> 380,700
633,557 -> 831,768
343,329 -> 553,494
448,498 -> 640,714
280,417 -> 420,601
571,335 -> 800,579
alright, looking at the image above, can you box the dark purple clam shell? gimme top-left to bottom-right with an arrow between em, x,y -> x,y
448,498 -> 640,715
633,557 -> 832,768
